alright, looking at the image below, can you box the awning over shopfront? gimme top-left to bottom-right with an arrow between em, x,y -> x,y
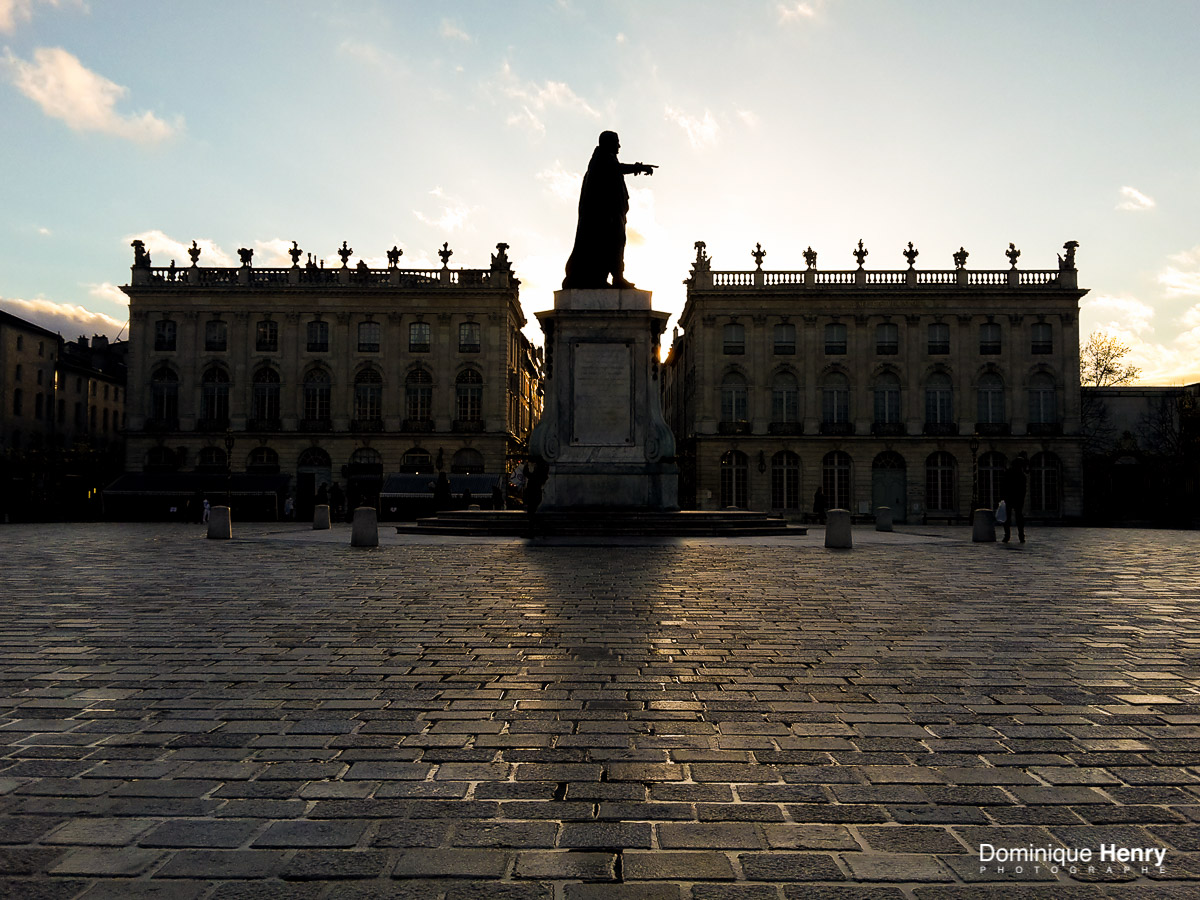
379,473 -> 501,500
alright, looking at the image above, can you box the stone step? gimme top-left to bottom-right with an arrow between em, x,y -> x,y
397,510 -> 804,538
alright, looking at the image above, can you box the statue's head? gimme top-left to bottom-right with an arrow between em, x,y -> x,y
598,130 -> 620,153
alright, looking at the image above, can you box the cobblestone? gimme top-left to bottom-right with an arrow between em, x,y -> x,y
0,522 -> 1198,895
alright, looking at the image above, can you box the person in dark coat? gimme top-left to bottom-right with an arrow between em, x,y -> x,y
1001,454 -> 1028,543
813,487 -> 827,525
433,471 -> 452,511
562,131 -> 656,290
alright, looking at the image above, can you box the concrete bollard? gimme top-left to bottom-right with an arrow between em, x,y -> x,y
207,505 -> 232,540
350,507 -> 378,547
312,504 -> 331,530
875,506 -> 893,532
824,508 -> 853,549
972,508 -> 996,542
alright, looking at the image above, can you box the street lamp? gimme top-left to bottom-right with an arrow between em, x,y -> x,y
969,434 -> 981,509
224,426 -> 235,508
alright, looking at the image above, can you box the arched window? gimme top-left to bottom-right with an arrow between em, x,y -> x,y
406,368 -> 433,424
196,446 -> 226,471
144,445 -> 178,472
298,447 -> 331,469
822,450 -> 852,509
401,446 -> 433,473
1030,452 -> 1062,514
1029,373 -> 1058,425
924,371 -> 953,428
149,367 -> 179,422
455,369 -> 483,423
719,450 -> 748,508
452,448 -> 485,474
977,373 -> 1005,425
354,367 -> 383,422
821,372 -> 850,432
979,451 -> 1007,511
252,367 -> 280,424
771,372 -> 799,425
720,372 -> 747,425
201,366 -> 230,425
925,451 -> 957,512
247,447 -> 280,473
303,368 -> 331,424
350,447 -> 382,467
771,450 -> 800,510
873,372 -> 901,427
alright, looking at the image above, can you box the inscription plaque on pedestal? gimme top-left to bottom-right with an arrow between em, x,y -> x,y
571,342 -> 632,445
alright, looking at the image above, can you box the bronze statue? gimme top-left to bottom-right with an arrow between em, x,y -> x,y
562,131 -> 656,290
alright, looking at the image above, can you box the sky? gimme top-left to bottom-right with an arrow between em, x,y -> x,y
2,0 -> 1199,384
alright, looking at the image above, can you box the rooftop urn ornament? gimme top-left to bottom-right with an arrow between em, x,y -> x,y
562,129 -> 657,289
438,242 -> 453,267
490,242 -> 511,271
288,241 -> 302,266
852,238 -> 868,268
1059,240 -> 1079,271
237,247 -> 254,266
953,246 -> 969,269
338,241 -> 353,266
386,245 -> 403,268
131,239 -> 151,267
691,240 -> 711,274
751,242 -> 767,269
803,246 -> 818,269
356,258 -> 370,274
1005,242 -> 1021,268
902,241 -> 919,268
188,240 -> 201,266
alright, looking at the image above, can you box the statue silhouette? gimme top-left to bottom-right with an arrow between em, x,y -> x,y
562,131 -> 655,290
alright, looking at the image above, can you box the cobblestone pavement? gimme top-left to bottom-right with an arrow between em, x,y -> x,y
0,522 -> 1198,899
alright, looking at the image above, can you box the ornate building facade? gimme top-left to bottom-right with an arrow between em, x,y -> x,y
663,240 -> 1087,522
115,240 -> 541,519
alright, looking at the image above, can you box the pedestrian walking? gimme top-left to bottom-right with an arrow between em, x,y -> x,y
201,498 -> 210,524
1001,454 -> 1027,543
813,487 -> 827,524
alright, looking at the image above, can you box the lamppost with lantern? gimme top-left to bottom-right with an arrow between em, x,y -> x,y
969,434 -> 981,510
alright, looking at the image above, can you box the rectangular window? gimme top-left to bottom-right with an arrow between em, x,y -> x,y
979,321 -> 1001,355
154,320 -> 176,352
824,322 -> 847,355
459,321 -> 481,353
12,388 -> 22,416
928,322 -> 949,355
205,320 -> 227,352
773,323 -> 795,355
409,321 -> 431,353
723,323 -> 745,355
1031,322 -> 1053,354
35,393 -> 43,418
876,322 -> 899,355
307,320 -> 329,353
358,320 -> 381,353
256,320 -> 279,352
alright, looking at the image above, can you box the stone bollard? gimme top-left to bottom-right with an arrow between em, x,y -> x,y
350,507 -> 378,548
312,504 -> 331,530
207,505 -> 232,540
875,506 -> 893,532
824,508 -> 852,549
972,508 -> 996,542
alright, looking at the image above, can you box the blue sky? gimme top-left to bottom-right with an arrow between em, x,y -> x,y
2,0 -> 1198,382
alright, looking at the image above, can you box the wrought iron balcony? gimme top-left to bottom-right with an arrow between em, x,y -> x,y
871,422 -> 905,436
768,421 -> 802,435
350,418 -> 385,433
718,420 -> 751,435
402,418 -> 435,433
246,418 -> 282,432
1027,422 -> 1062,436
453,419 -> 485,433
923,422 -> 959,436
819,421 -> 854,436
194,418 -> 230,432
974,422 -> 1011,436
299,418 -> 332,432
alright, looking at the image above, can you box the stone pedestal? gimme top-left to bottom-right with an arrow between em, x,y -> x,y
825,509 -> 853,549
313,505 -> 331,530
529,289 -> 678,511
207,506 -> 232,540
972,509 -> 996,542
875,507 -> 893,532
351,507 -> 378,547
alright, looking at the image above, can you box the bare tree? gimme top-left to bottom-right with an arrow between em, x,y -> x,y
1080,331 -> 1142,387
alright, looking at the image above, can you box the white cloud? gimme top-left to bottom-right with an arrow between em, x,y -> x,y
440,19 -> 471,42
665,105 -> 718,148
337,39 -> 403,75
778,2 -> 817,23
1168,244 -> 1200,266
536,162 -> 582,202
36,225 -> 51,235
4,46 -> 180,143
253,239 -> 297,267
0,295 -> 126,339
736,109 -> 759,127
616,33 -> 627,44
1159,267 -> 1200,297
412,188 -> 475,232
87,282 -> 127,307
0,0 -> 77,34
491,62 -> 599,136
1081,294 -> 1156,335
1116,185 -> 1155,211
126,230 -> 236,268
